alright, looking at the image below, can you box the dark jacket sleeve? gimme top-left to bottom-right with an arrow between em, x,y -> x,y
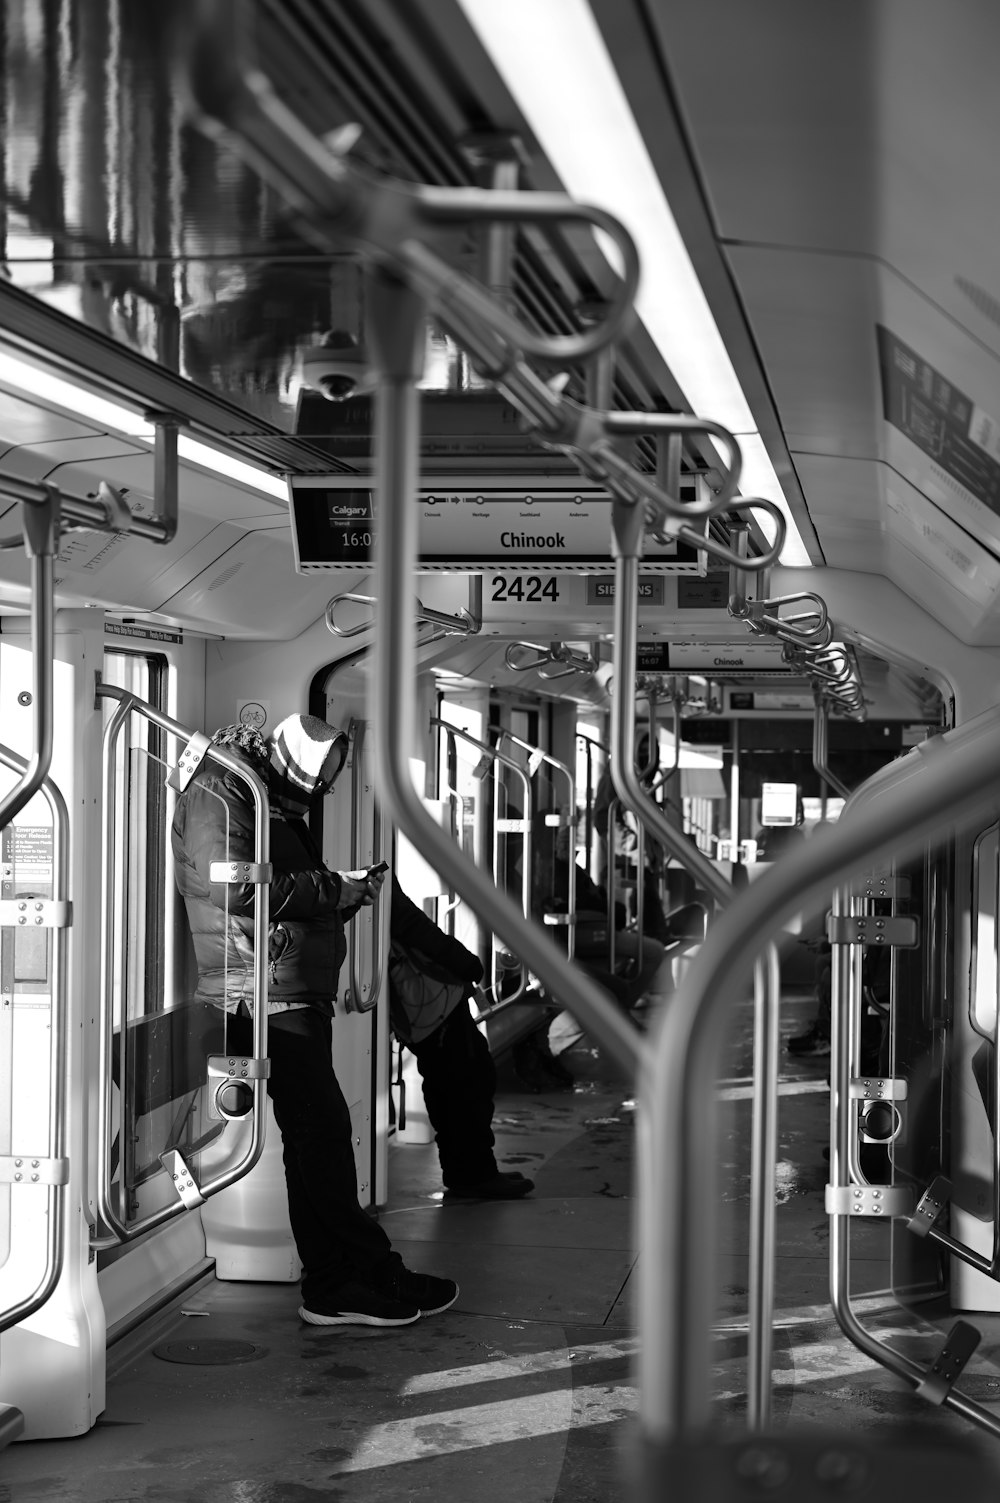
174,770 -> 346,920
389,878 -> 484,984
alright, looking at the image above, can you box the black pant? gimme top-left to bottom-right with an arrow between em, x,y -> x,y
227,1005 -> 400,1305
408,1002 -> 498,1188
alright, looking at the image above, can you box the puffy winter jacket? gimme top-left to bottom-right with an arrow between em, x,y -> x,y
171,747 -> 359,1016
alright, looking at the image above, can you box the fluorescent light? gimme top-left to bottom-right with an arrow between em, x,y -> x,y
174,436 -> 288,499
0,350 -> 155,437
455,0 -> 810,566
0,349 -> 287,499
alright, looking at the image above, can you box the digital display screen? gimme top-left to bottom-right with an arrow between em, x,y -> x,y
289,477 -> 707,574
292,488 -> 376,567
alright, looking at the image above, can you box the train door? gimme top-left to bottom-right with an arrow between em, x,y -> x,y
0,612 -> 107,1438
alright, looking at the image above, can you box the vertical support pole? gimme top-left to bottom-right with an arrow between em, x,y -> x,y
747,945 -> 781,1429
0,494 -> 58,829
730,717 -> 741,867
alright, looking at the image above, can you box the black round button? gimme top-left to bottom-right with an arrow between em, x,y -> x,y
217,1081 -> 254,1118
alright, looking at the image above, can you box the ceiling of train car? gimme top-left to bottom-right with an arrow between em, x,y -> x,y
0,0 -> 682,453
618,0 -> 1000,646
0,0 -> 976,715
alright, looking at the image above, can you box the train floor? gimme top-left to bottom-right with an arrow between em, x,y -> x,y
6,992 -> 1000,1500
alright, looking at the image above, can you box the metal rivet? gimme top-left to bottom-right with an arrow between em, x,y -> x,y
31,1174 -> 38,1182
14,1173 -> 21,1182
14,1159 -> 22,1167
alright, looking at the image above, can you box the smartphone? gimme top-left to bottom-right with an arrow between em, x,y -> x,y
367,860 -> 389,875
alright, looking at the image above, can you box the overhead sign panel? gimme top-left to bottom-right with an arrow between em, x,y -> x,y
289,474 -> 708,574
668,640 -> 790,671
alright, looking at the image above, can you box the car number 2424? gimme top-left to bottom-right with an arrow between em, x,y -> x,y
490,575 -> 560,602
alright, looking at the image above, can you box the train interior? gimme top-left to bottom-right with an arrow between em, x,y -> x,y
3,1 -> 1000,1498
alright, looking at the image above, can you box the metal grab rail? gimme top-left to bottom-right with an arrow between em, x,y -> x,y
842,861 -> 1000,1283
813,702 -> 852,801
182,16 -> 794,577
576,732 -> 609,869
732,590 -> 832,649
503,640 -> 598,678
362,270 -> 786,1449
650,699 -> 683,791
369,270 -> 640,1082
429,718 -> 535,1008
0,744 -> 70,1336
180,14 -> 637,370
345,719 -> 386,1015
0,424 -> 178,549
641,711 -> 1000,1456
493,728 -> 577,961
93,686 -> 270,1244
326,578 -> 482,642
0,497 -> 57,833
727,526 -> 864,719
602,794 -> 645,977
605,489 -> 783,1430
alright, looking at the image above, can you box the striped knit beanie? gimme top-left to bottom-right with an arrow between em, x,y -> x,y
268,714 -> 349,798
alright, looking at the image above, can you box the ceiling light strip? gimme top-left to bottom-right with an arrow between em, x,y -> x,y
455,0 -> 810,567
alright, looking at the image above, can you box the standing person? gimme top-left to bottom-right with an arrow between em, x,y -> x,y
171,713 -> 458,1328
389,876 -> 534,1200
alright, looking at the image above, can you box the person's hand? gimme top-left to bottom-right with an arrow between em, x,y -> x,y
339,868 -> 387,908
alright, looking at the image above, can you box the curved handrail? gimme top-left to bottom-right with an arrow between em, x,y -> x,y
93,686 -> 270,1244
640,707 -> 1000,1445
504,640 -> 598,677
734,591 -> 832,648
0,744 -> 70,1336
0,497 -> 56,833
326,584 -> 482,641
813,702 -> 852,802
182,23 -> 638,373
364,276 -> 790,1455
494,729 -> 577,960
610,501 -> 733,912
429,718 -> 535,1007
601,412 -> 742,515
370,274 -> 640,1073
346,719 -> 386,1015
650,701 -> 682,790
648,497 -> 786,573
183,15 -> 794,582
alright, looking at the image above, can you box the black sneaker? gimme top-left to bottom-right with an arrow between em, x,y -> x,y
385,1266 -> 459,1317
443,1172 -> 535,1201
787,1025 -> 831,1058
298,1281 -> 420,1327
